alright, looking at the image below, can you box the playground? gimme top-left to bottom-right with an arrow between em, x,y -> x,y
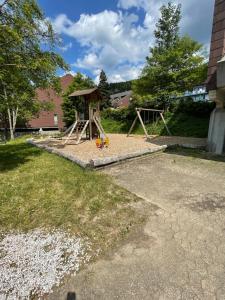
30,134 -> 206,168
29,88 -> 207,168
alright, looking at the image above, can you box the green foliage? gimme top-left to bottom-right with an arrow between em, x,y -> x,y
62,73 -> 95,126
102,99 -> 213,138
103,99 -> 213,121
98,70 -> 110,108
0,138 -> 141,249
0,0 -> 68,138
170,98 -> 215,117
154,2 -> 181,51
102,112 -> 210,138
133,2 -> 207,109
101,107 -> 135,122
108,80 -> 133,95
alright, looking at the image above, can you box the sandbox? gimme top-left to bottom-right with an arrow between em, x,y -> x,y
28,134 -> 207,168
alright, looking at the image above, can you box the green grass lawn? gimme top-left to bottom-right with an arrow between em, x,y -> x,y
102,112 -> 209,138
0,137 -> 142,250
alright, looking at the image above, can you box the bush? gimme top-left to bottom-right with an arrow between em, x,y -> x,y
101,98 -> 213,138
103,98 -> 214,122
132,91 -> 215,117
101,107 -> 135,122
170,98 -> 215,117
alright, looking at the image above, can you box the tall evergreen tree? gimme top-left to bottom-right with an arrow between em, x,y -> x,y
98,70 -> 110,108
154,2 -> 181,51
133,2 -> 207,109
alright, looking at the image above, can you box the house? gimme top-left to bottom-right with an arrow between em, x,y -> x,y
206,0 -> 225,154
183,85 -> 209,101
110,90 -> 132,108
28,74 -> 74,131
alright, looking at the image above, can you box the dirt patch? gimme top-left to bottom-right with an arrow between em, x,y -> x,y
187,193 -> 225,212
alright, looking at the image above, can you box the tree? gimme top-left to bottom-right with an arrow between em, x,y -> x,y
108,80 -> 132,95
62,73 -> 95,126
98,70 -> 110,108
0,0 -> 68,139
133,2 -> 207,109
154,2 -> 181,51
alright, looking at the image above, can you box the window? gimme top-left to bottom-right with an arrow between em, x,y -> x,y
54,114 -> 58,126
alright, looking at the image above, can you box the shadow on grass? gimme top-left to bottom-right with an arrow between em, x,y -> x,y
165,146 -> 225,163
0,142 -> 42,172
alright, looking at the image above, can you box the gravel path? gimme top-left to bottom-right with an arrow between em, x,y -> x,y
0,230 -> 91,299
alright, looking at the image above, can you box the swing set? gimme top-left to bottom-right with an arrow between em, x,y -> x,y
127,107 -> 171,138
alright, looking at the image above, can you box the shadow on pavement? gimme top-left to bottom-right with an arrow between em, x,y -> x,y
67,292 -> 76,300
164,146 -> 225,163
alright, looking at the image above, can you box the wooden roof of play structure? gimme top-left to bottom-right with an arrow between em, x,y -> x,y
69,87 -> 102,99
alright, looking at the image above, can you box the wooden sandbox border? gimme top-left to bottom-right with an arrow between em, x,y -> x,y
27,139 -> 168,169
27,137 -> 206,169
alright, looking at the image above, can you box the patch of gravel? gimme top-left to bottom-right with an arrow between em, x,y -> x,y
0,229 -> 91,299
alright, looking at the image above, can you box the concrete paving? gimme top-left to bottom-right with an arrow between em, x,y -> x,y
49,150 -> 225,300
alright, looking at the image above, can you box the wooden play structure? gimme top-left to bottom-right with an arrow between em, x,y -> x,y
63,87 -> 106,145
127,107 -> 171,138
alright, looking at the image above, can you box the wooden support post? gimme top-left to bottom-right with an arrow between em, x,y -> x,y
76,120 -> 89,145
89,105 -> 92,141
93,117 -> 104,135
137,109 -> 148,138
95,117 -> 106,135
62,123 -> 74,137
64,121 -> 78,145
160,112 -> 172,136
75,110 -> 79,140
127,115 -> 138,137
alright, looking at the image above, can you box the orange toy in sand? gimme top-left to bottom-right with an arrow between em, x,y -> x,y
96,138 -> 101,148
96,136 -> 109,149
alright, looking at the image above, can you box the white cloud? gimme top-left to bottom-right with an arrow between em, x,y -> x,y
58,42 -> 72,52
117,0 -> 151,11
60,70 -> 77,77
109,64 -> 143,82
51,0 -> 213,82
94,63 -> 143,84
51,14 -> 73,34
118,0 -> 214,46
51,10 -> 153,82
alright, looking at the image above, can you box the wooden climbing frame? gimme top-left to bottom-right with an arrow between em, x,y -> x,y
62,87 -> 107,145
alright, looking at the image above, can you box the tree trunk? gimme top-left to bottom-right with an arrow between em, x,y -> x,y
3,85 -> 14,140
3,86 -> 18,140
7,108 -> 14,140
12,107 -> 18,133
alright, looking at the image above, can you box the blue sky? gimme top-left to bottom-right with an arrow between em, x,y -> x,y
37,0 -> 214,83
